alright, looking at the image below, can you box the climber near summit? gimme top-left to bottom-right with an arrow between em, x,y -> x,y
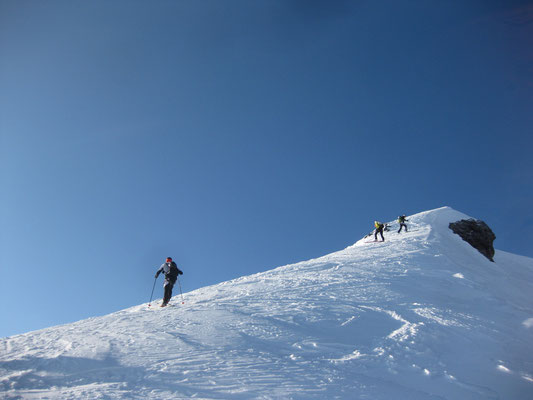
398,215 -> 408,233
155,257 -> 183,307
374,221 -> 385,242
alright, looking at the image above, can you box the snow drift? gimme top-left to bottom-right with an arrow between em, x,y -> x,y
1,207 -> 532,399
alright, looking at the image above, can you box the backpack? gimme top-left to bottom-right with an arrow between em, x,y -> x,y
166,261 -> 179,282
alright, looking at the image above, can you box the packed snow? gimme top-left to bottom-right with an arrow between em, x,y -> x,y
1,207 -> 532,399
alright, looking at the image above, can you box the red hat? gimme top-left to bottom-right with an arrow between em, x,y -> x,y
166,257 -> 172,262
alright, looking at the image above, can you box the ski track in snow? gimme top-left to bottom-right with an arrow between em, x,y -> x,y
1,207 -> 533,399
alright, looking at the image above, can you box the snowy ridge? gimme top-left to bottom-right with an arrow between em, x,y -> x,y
1,207 -> 533,399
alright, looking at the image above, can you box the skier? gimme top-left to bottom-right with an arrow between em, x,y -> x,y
155,257 -> 183,307
374,221 -> 385,242
398,215 -> 408,233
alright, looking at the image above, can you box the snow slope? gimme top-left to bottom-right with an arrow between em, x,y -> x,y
1,207 -> 533,399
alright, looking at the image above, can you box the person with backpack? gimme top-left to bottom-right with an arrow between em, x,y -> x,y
398,215 -> 408,233
155,257 -> 183,307
374,221 -> 385,242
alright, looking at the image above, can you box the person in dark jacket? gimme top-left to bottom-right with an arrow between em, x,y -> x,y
398,215 -> 408,233
374,221 -> 385,242
155,257 -> 183,307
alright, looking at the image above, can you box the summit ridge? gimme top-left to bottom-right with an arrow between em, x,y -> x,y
1,207 -> 532,399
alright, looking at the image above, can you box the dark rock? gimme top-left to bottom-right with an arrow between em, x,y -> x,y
449,219 -> 496,261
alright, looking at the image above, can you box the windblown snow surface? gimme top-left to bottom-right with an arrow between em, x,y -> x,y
1,207 -> 533,399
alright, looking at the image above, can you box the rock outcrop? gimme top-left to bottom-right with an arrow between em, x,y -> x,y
449,219 -> 496,262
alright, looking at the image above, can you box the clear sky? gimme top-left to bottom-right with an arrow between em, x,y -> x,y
1,0 -> 532,338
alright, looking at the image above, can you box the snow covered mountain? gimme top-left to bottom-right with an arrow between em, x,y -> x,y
1,207 -> 533,399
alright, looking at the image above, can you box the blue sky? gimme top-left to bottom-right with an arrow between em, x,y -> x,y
1,0 -> 532,338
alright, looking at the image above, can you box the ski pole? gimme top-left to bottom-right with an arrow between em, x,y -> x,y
176,275 -> 184,304
148,276 -> 157,307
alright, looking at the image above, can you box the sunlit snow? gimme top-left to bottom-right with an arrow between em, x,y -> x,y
1,207 -> 532,399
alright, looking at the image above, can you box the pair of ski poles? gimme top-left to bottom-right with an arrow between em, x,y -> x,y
148,274 -> 184,307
